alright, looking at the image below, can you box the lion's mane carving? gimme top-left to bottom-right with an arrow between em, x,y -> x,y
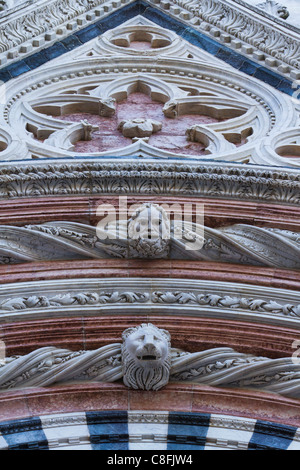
121,323 -> 171,391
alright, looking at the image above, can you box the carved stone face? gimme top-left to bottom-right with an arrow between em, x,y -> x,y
124,324 -> 170,364
122,323 -> 171,391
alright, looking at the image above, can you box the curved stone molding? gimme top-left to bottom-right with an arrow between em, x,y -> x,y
0,160 -> 299,204
0,343 -> 123,390
170,347 -> 300,399
0,217 -> 299,269
1,382 -> 300,428
2,315 -> 298,361
259,127 -> 300,168
0,410 -> 299,450
0,278 -> 300,329
0,195 -> 298,230
1,323 -> 300,399
95,21 -> 184,57
0,126 -> 29,161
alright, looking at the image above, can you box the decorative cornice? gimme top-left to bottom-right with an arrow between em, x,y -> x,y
152,291 -> 300,318
0,0 -> 131,67
148,0 -> 300,79
0,0 -> 299,84
1,287 -> 299,318
0,291 -> 151,310
1,324 -> 300,398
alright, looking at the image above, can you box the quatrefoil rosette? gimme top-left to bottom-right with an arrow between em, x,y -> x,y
95,24 -> 181,56
0,21 -> 298,166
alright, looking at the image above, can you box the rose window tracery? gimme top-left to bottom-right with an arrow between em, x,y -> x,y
43,91 -> 230,155
111,30 -> 172,50
95,24 -> 179,56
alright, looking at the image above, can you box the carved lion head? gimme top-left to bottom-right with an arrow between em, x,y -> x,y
121,323 -> 171,391
127,203 -> 171,259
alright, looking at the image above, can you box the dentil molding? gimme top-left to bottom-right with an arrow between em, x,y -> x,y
0,0 -> 299,83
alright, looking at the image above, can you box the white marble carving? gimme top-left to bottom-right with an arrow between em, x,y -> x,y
0,160 -> 298,204
118,118 -> 162,140
0,0 -> 299,82
0,278 -> 299,329
1,15 -> 299,169
257,1 -> 289,19
122,323 -> 171,391
1,323 -> 300,398
0,202 -> 299,268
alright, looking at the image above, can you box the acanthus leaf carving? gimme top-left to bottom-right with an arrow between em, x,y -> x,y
0,205 -> 299,268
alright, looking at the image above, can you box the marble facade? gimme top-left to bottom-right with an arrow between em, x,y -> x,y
0,0 -> 299,451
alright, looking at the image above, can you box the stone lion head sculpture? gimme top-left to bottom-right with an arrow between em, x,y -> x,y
122,323 -> 171,391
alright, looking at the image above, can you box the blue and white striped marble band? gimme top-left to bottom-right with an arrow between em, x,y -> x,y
0,411 -> 299,450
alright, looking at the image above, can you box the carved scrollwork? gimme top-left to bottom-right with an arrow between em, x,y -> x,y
1,323 -> 300,398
